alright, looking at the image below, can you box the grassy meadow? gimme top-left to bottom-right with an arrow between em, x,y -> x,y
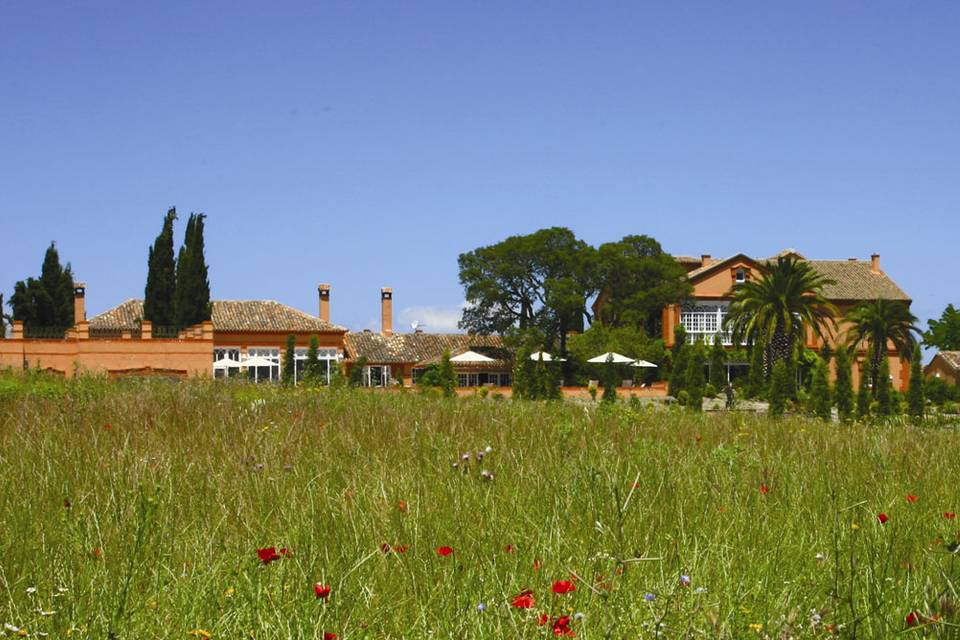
1,375 -> 959,638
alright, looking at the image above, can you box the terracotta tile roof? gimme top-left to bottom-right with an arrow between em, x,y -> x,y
89,299 -> 346,333
416,344 -> 513,370
934,351 -> 960,372
344,332 -> 506,365
683,252 -> 910,301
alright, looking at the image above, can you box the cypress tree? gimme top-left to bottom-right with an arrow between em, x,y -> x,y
349,355 -> 367,387
532,354 -> 549,400
811,357 -> 832,421
709,334 -> 726,389
305,335 -> 321,383
173,214 -> 195,328
547,361 -> 563,400
856,363 -> 871,420
746,341 -> 765,399
601,355 -> 618,403
39,242 -> 75,326
282,334 -> 296,385
174,213 -> 212,328
768,359 -> 789,418
144,208 -> 178,326
907,344 -> 925,421
834,345 -> 854,422
669,327 -> 688,399
439,350 -> 456,398
512,345 -> 533,400
876,356 -> 892,416
685,340 -> 706,411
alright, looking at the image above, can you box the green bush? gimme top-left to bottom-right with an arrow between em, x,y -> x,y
704,383 -> 717,399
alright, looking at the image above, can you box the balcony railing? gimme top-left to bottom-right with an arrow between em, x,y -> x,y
151,325 -> 183,339
23,326 -> 68,339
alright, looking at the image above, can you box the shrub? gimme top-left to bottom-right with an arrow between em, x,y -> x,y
601,358 -> 618,403
669,326 -> 687,399
282,334 -> 296,386
856,365 -> 871,420
709,336 -> 726,389
676,390 -> 689,406
834,345 -> 854,422
746,342 -> 766,399
768,360 -> 790,418
349,356 -> 367,388
810,357 -> 831,421
685,341 -> 705,412
704,383 -> 717,399
875,357 -> 891,416
438,350 -> 456,398
907,344 -> 924,421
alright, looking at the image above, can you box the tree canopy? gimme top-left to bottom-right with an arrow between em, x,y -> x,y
923,304 -> 960,351
173,213 -> 212,328
144,208 -> 178,326
9,242 -> 75,327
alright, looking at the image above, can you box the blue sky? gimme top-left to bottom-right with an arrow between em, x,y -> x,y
2,2 -> 958,341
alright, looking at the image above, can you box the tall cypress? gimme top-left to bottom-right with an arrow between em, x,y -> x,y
709,334 -> 726,389
282,334 -> 296,385
834,345 -> 854,422
144,208 -> 178,326
512,344 -> 532,400
669,326 -> 688,399
439,350 -> 456,398
685,339 -> 706,411
907,344 -> 925,421
174,214 -> 195,328
10,243 -> 74,328
173,213 -> 212,328
856,363 -> 871,420
876,356 -> 892,416
810,357 -> 832,421
746,341 -> 766,399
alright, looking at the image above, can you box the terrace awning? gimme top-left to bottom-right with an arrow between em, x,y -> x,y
587,352 -> 634,364
529,351 -> 566,362
449,350 -> 495,363
630,360 -> 658,368
213,357 -> 244,369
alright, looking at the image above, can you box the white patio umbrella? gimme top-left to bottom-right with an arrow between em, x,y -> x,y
587,351 -> 635,364
630,359 -> 658,368
213,357 -> 243,369
529,351 -> 566,362
242,356 -> 277,368
449,350 -> 495,363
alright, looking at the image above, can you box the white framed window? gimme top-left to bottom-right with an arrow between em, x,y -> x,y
362,365 -> 391,387
213,347 -> 242,379
679,303 -> 736,345
735,268 -> 746,283
246,348 -> 281,383
293,347 -> 339,384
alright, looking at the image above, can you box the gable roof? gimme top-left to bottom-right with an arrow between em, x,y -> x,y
89,299 -> 347,333
343,332 -> 506,365
684,253 -> 910,302
932,351 -> 960,372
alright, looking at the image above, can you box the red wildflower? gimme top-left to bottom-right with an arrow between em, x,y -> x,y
103,423 -> 112,430
398,500 -> 407,512
323,633 -> 337,640
759,484 -> 770,495
279,547 -> 294,558
533,559 -> 542,571
877,513 -> 889,525
91,547 -> 102,559
393,545 -> 409,553
504,544 -> 515,553
380,543 -> 392,553
945,512 -> 957,520
436,546 -> 454,557
257,547 -> 281,564
906,611 -> 920,627
314,583 -> 331,600
537,613 -> 549,626
552,615 -> 576,637
552,580 -> 577,594
906,494 -> 918,503
631,482 -> 641,489
511,589 -> 535,609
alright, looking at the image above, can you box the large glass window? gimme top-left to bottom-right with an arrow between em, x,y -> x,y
363,365 -> 391,387
293,347 -> 339,384
213,347 -> 242,379
246,348 -> 281,383
680,303 -> 736,345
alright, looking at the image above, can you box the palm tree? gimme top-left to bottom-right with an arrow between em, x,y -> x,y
844,298 -> 919,393
724,255 -> 837,372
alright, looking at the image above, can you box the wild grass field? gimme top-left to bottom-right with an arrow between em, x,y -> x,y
1,376 -> 959,639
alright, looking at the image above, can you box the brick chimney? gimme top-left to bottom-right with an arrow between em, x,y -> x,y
380,287 -> 393,336
318,283 -> 331,323
73,282 -> 86,324
701,254 -> 711,265
870,253 -> 880,273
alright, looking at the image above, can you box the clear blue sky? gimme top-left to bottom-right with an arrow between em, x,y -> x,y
2,2 -> 958,340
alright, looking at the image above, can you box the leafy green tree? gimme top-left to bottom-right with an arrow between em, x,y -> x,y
144,208 -> 178,326
709,335 -> 726,389
845,298 -> 918,395
725,255 -> 837,373
768,360 -> 790,418
668,326 -> 688,399
565,323 -> 665,386
685,340 -> 706,411
907,344 -> 924,421
594,235 -> 692,335
349,356 -> 367,388
601,355 -> 618,403
438,350 -> 456,398
173,213 -> 211,328
856,364 -> 871,419
532,354 -> 549,400
923,304 -> 960,351
834,345 -> 854,422
746,341 -> 766,399
10,242 -> 75,327
810,357 -> 832,421
458,228 -> 595,357
875,356 -> 892,416
282,334 -> 296,385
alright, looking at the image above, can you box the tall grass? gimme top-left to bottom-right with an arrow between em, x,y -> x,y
0,375 -> 958,638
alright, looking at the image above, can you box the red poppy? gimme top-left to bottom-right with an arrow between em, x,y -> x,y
511,589 -> 535,609
906,611 -> 920,627
257,547 -> 281,564
945,512 -> 957,520
103,423 -> 112,430
504,544 -> 515,553
398,500 -> 407,512
552,580 -> 576,594
759,484 -> 770,495
380,543 -> 392,553
552,615 -> 575,637
323,633 -> 337,640
314,583 -> 331,600
631,482 -> 641,489
906,494 -> 918,503
394,545 -> 409,553
279,547 -> 294,558
436,546 -> 454,556
877,513 -> 889,525
533,559 -> 542,571
537,613 -> 549,626
91,547 -> 102,559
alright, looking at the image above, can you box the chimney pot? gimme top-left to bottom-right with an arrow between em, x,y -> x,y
870,254 -> 880,273
380,287 -> 393,336
318,283 -> 331,323
701,254 -> 711,264
73,282 -> 86,324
